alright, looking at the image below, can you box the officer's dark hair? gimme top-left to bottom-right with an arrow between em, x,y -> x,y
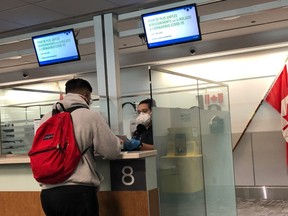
139,98 -> 156,110
65,78 -> 92,94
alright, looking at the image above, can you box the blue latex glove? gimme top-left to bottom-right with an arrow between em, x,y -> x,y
123,138 -> 141,151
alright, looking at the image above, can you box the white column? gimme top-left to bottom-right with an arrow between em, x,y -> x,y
94,14 -> 123,134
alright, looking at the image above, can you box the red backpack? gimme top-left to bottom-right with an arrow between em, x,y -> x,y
28,103 -> 88,184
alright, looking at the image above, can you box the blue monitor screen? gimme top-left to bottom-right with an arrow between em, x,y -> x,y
141,4 -> 202,49
32,29 -> 80,67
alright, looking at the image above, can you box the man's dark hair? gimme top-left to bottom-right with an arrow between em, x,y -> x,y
65,78 -> 92,94
139,98 -> 156,110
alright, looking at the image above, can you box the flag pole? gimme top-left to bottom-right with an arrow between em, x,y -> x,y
233,58 -> 288,152
233,99 -> 263,151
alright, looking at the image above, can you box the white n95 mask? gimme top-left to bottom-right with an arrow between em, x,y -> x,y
136,112 -> 151,127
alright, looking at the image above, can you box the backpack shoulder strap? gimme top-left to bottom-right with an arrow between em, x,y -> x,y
52,103 -> 87,115
66,105 -> 87,113
55,103 -> 89,154
52,102 -> 66,115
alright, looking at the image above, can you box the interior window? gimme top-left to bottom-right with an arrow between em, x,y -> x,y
0,76 -> 99,155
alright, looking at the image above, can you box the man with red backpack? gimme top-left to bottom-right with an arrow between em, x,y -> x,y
38,78 -> 122,216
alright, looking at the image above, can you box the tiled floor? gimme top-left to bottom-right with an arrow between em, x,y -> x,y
237,199 -> 288,216
160,192 -> 288,216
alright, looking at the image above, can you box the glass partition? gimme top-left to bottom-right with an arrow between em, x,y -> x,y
0,75 -> 100,155
120,66 -> 152,137
150,67 -> 237,216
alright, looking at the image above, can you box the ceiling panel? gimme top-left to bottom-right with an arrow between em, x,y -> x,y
22,0 -> 47,3
0,19 -> 24,32
201,6 -> 288,41
0,0 -> 28,11
108,0 -> 157,5
37,0 -> 118,17
0,5 -> 68,26
197,0 -> 276,15
0,40 -> 32,53
0,0 -> 288,86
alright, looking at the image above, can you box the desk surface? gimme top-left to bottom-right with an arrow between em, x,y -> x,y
0,154 -> 30,164
161,154 -> 202,158
0,150 -> 157,164
118,150 -> 157,159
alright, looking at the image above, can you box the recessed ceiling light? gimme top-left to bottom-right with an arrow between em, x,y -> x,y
222,16 -> 241,21
6,56 -> 22,60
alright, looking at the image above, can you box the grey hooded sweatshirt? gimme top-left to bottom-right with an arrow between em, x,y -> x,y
39,93 -> 122,189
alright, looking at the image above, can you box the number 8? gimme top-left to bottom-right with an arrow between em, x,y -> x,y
122,165 -> 135,186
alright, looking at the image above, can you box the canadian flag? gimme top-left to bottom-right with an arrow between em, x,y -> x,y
204,93 -> 224,105
265,64 -> 288,165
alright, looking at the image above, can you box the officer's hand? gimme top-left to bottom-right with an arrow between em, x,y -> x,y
123,138 -> 141,151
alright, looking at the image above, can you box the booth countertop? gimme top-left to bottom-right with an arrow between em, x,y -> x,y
117,150 -> 157,159
161,154 -> 202,158
0,150 -> 157,164
0,154 -> 30,164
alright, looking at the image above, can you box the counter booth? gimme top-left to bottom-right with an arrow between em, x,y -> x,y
0,151 -> 158,216
119,67 -> 237,216
0,67 -> 237,216
0,76 -> 159,216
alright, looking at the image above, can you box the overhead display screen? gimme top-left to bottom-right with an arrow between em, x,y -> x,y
32,29 -> 80,67
141,4 -> 202,49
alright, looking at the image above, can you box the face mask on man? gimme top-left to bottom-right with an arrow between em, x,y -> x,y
136,112 -> 151,127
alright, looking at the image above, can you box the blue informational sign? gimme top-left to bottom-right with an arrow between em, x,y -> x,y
32,29 -> 80,67
141,4 -> 202,49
